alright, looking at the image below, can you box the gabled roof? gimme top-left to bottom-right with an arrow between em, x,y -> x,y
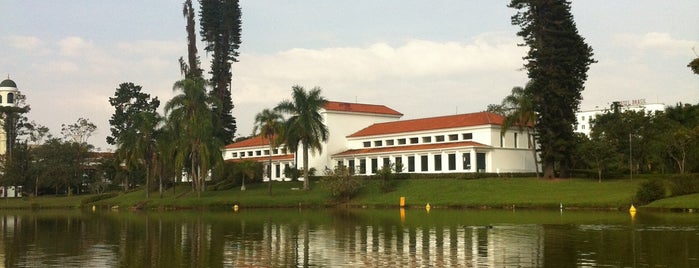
324,101 -> 402,116
333,141 -> 489,157
224,135 -> 278,149
348,111 -> 504,138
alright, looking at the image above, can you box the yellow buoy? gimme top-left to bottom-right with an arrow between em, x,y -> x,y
425,203 -> 431,213
233,204 -> 239,212
400,196 -> 406,207
629,205 -> 637,213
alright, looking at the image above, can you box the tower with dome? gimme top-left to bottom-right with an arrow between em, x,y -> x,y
0,77 -> 21,156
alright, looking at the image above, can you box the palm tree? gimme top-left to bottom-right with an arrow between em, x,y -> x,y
165,78 -> 222,197
117,111 -> 161,198
499,85 -> 540,178
253,108 -> 284,195
275,85 -> 328,190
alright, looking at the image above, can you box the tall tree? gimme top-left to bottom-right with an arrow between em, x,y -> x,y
253,108 -> 284,195
165,78 -> 222,197
509,0 -> 595,178
199,0 -> 242,144
180,0 -> 203,79
118,111 -> 162,199
61,117 -> 97,145
275,86 -> 328,191
108,82 -> 160,191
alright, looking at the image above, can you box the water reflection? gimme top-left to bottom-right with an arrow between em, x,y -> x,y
0,209 -> 696,267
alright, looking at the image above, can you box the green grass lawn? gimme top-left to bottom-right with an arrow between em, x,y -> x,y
2,177 -> 692,210
352,177 -> 642,209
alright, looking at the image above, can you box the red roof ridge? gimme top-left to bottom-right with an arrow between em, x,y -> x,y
324,101 -> 403,116
347,111 -> 504,138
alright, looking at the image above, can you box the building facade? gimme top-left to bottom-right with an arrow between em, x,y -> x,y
575,99 -> 665,136
222,101 -> 538,181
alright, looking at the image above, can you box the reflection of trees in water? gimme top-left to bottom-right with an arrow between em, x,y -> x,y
0,211 -> 697,267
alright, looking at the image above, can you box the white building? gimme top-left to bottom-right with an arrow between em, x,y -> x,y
575,99 -> 665,136
222,101 -> 538,181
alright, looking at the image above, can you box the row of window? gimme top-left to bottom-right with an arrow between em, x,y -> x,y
362,133 -> 473,148
337,152 -> 486,174
230,148 -> 288,159
0,93 -> 15,104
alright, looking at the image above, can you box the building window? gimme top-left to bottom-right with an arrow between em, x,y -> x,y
581,116 -> 585,121
448,134 -> 458,141
371,158 -> 378,173
382,158 -> 390,169
337,160 -> 343,168
448,154 -> 456,170
410,137 -> 419,144
434,155 -> 442,171
462,153 -> 471,170
463,133 -> 473,140
231,152 -> 238,157
408,156 -> 415,172
500,135 -> 504,147
7,93 -> 14,104
348,160 -> 355,175
363,141 -> 371,148
256,150 -> 262,156
385,139 -> 394,146
397,138 -> 406,145
395,157 -> 403,172
582,125 -> 586,130
359,159 -> 366,174
420,155 -> 428,172
374,140 -> 383,147
264,150 -> 270,155
275,164 -> 281,178
422,136 -> 432,143
273,149 -> 279,155
247,151 -> 253,156
281,148 -> 287,154
514,133 -> 518,148
435,135 -> 445,142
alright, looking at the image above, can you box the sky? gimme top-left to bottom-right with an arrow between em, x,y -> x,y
1,0 -> 698,151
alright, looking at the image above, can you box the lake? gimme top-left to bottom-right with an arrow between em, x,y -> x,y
0,208 -> 696,267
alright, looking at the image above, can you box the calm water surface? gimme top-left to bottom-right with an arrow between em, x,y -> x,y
0,208 -> 697,267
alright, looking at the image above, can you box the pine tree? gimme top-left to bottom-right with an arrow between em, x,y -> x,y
509,0 -> 595,178
199,0 -> 241,144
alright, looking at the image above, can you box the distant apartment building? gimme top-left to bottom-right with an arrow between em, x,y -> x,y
222,101 -> 538,181
574,99 -> 665,136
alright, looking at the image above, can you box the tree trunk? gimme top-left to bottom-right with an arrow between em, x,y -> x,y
268,142 -> 273,196
542,161 -> 555,179
303,142 -> 310,190
527,129 -> 540,179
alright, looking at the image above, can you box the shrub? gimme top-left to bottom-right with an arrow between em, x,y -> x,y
322,166 -> 363,202
634,179 -> 666,205
667,174 -> 699,196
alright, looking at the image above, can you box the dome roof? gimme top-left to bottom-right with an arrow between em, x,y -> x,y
0,79 -> 17,88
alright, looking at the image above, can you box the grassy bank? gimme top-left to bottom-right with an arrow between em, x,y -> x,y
1,177 -> 695,210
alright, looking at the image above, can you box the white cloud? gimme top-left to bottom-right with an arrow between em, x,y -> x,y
58,36 -> 95,57
614,32 -> 698,56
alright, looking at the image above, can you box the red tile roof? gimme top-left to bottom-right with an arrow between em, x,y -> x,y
348,112 -> 504,138
226,154 -> 295,163
333,141 -> 489,157
324,101 -> 403,116
224,135 -> 278,149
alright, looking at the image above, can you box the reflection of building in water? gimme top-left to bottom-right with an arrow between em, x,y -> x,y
219,222 -> 544,267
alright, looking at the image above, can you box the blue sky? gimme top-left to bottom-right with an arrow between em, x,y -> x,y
2,0 -> 698,150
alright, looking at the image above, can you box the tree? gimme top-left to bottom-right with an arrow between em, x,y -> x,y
118,111 -> 162,199
199,0 -> 242,144
275,85 -> 329,191
61,117 -> 97,145
180,0 -> 203,79
509,0 -> 595,178
165,78 -> 223,197
108,82 -> 160,191
496,85 -> 540,178
253,108 -> 284,195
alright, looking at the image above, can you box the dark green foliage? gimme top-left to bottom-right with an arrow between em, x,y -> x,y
634,179 -> 665,205
322,165 -> 363,202
509,0 -> 595,178
667,174 -> 699,197
688,57 -> 699,75
199,0 -> 242,144
107,82 -> 160,146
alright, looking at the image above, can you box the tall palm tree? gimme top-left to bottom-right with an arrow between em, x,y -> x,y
499,85 -> 540,178
165,78 -> 223,197
275,85 -> 328,191
253,108 -> 284,195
